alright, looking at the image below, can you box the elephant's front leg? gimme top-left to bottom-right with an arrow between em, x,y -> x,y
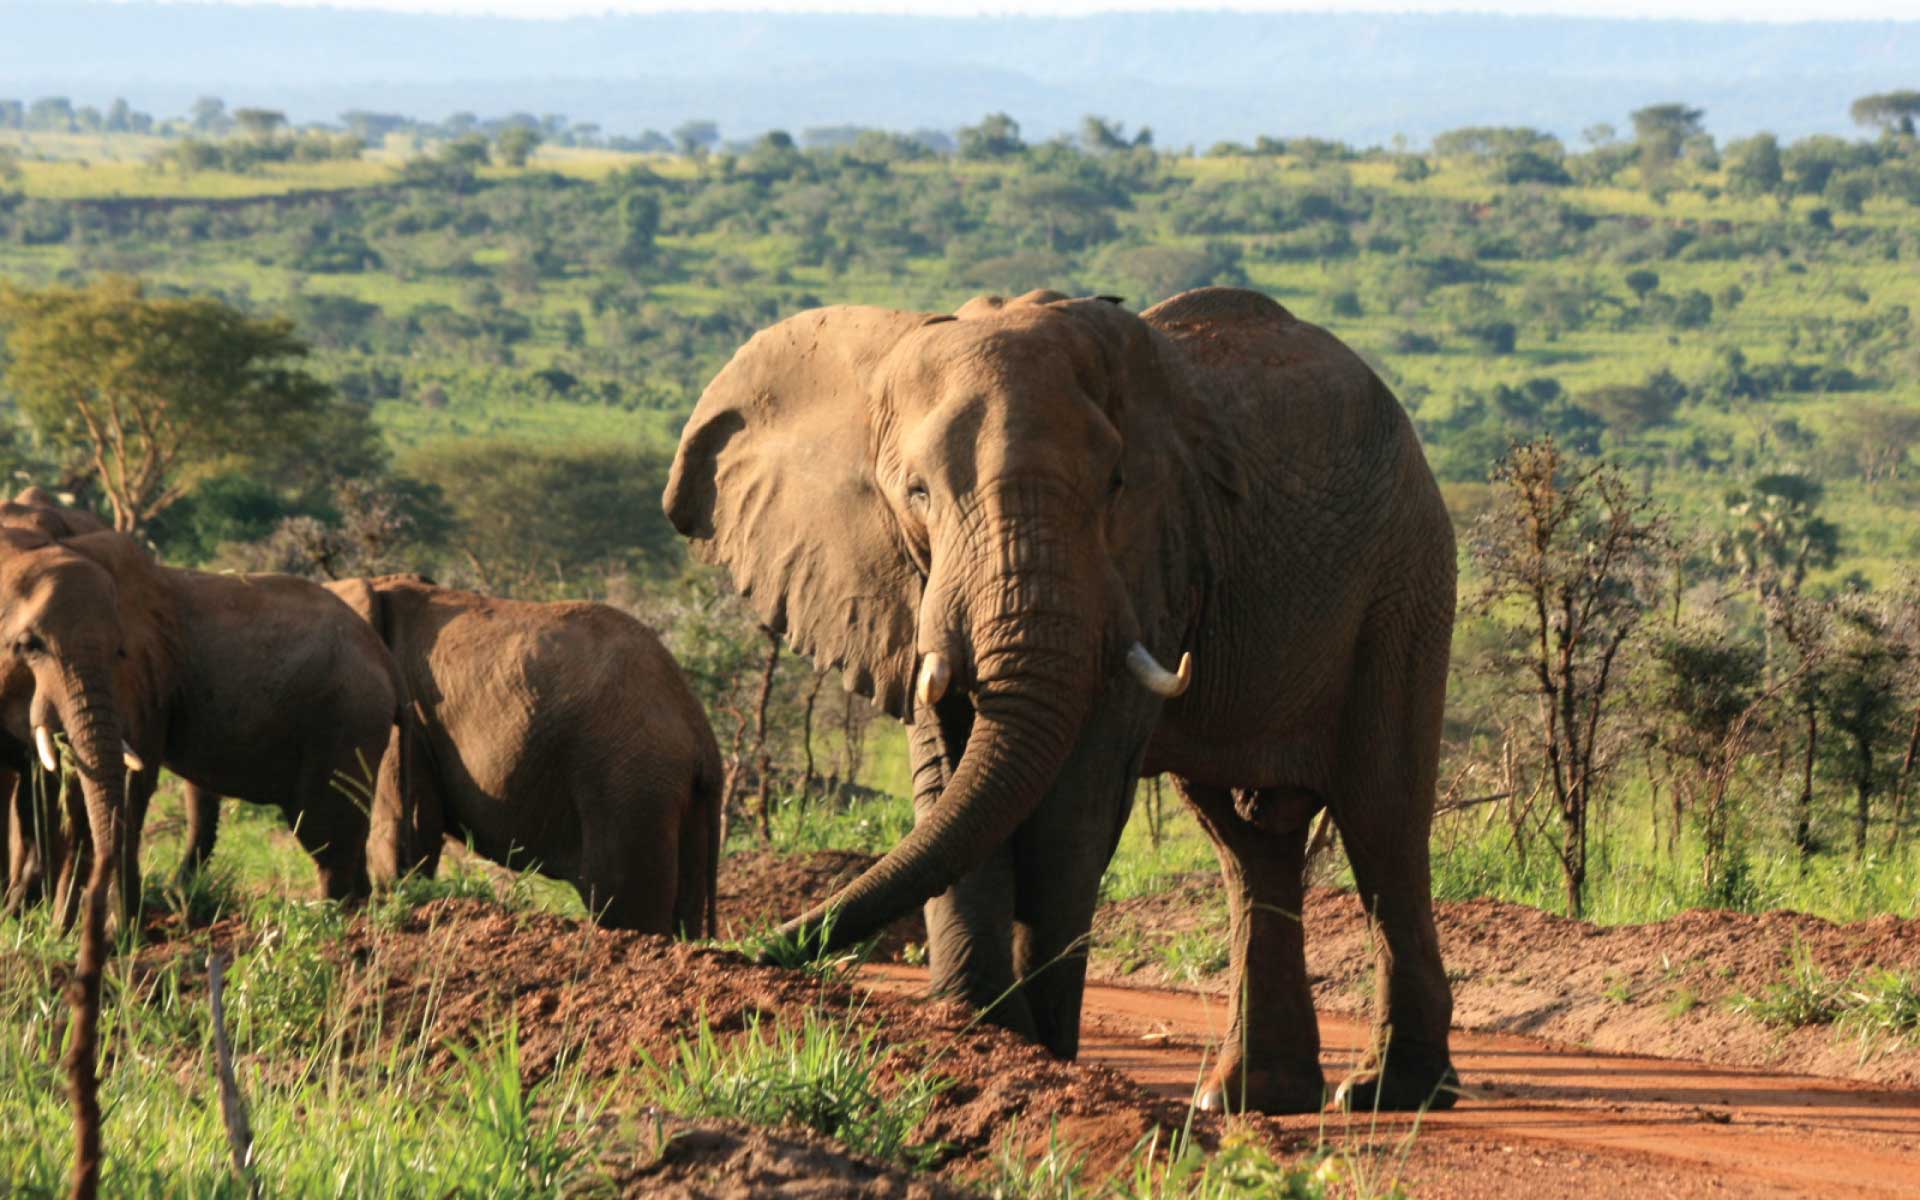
910,705 -> 1037,1040
1182,782 -> 1327,1113
1007,689 -> 1161,1060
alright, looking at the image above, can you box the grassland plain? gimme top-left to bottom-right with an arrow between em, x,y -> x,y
3,122 -> 1920,1192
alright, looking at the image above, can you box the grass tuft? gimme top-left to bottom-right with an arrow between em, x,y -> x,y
636,1006 -> 948,1169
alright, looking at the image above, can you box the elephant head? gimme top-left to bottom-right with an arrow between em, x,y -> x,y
0,528 -> 151,920
666,290 -> 1240,952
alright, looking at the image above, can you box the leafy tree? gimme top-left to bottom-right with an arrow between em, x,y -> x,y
958,112 -> 1025,161
495,124 -> 542,168
1828,402 -> 1920,495
0,277 -> 346,533
1725,133 -> 1784,198
1851,91 -> 1920,137
1631,103 -> 1705,178
1080,115 -> 1150,153
440,134 -> 491,168
1469,438 -> 1666,916
1624,268 -> 1661,301
188,95 -> 228,133
673,119 -> 721,156
399,439 -> 680,595
233,108 -> 286,140
1645,619 -> 1767,902
1821,594 -> 1914,859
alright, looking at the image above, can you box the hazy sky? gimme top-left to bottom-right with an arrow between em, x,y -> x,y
199,0 -> 1919,20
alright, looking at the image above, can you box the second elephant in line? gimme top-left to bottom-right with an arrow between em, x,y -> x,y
181,575 -> 724,936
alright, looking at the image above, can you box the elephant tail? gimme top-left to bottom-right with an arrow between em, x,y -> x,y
677,746 -> 723,940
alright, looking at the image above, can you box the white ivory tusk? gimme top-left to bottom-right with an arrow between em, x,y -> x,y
33,725 -> 58,773
122,742 -> 146,773
916,652 -> 952,707
1126,643 -> 1192,698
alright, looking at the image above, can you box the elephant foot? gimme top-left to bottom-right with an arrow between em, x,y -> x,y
1195,1056 -> 1327,1115
1333,1048 -> 1461,1113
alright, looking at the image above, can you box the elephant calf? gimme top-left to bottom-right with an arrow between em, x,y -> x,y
295,575 -> 724,936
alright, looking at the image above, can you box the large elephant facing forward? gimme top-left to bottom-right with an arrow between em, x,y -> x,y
665,287 -> 1458,1113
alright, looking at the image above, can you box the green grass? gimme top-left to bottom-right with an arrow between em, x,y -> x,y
636,1006 -> 948,1169
0,883 -> 604,1196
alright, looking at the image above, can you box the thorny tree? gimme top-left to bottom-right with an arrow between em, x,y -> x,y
1471,438 -> 1667,918
0,276 -> 338,534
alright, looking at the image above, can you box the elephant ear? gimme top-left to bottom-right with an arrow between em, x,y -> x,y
665,306 -> 938,718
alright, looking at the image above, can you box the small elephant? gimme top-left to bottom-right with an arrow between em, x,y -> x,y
287,574 -> 724,935
0,523 -> 411,922
665,287 -> 1458,1113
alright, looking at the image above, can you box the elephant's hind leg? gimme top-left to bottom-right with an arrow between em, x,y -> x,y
173,782 -> 221,890
579,803 -> 679,934
1182,781 -> 1326,1114
1326,609 -> 1458,1112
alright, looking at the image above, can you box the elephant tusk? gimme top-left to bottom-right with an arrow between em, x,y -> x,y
1126,643 -> 1192,698
122,742 -> 146,773
33,725 -> 58,773
916,652 -> 952,708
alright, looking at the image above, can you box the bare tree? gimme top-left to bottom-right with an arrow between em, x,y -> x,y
1469,438 -> 1666,917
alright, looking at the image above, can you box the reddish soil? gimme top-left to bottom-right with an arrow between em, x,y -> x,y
1093,871 -> 1920,1089
326,899 -> 1186,1189
103,851 -> 1920,1195
742,851 -> 1920,1194
718,849 -> 927,958
867,967 -> 1920,1199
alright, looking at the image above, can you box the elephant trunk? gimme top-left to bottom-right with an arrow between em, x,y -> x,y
48,664 -> 125,1197
777,498 -> 1095,955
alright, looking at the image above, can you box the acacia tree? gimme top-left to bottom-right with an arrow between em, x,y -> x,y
0,277 -> 335,534
1645,619 -> 1769,902
1820,594 -> 1914,860
1470,437 -> 1666,917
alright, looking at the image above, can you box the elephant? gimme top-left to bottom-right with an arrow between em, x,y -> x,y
187,573 -> 723,936
0,523 -> 412,924
0,488 -> 111,912
664,286 -> 1458,1114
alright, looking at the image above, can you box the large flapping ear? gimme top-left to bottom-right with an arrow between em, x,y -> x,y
1047,295 -> 1249,504
664,306 -> 939,718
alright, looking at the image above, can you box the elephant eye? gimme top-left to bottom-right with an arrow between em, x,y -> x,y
13,633 -> 44,657
1109,468 -> 1126,498
905,480 -> 930,509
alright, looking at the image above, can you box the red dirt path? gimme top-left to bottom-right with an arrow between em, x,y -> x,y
862,964 -> 1920,1198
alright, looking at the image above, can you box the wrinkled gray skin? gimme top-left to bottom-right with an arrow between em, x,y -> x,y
0,506 -> 410,922
665,287 -> 1457,1113
181,575 -> 726,935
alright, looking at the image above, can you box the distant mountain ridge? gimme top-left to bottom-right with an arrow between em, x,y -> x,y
2,2 -> 1912,145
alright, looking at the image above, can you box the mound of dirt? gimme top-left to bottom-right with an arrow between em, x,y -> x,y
718,849 -> 924,960
602,1115 -> 974,1198
1093,873 -> 1920,1089
330,899 -> 1189,1183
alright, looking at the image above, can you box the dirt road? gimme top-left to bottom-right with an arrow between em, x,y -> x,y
862,965 -> 1920,1197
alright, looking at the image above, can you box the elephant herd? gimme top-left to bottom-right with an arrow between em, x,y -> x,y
5,285 -> 1461,1116
0,492 -> 722,938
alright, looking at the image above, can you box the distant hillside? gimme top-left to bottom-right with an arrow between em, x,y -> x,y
1,2 -> 1913,145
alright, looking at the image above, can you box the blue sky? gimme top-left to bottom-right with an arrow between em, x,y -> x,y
199,1 -> 1918,20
